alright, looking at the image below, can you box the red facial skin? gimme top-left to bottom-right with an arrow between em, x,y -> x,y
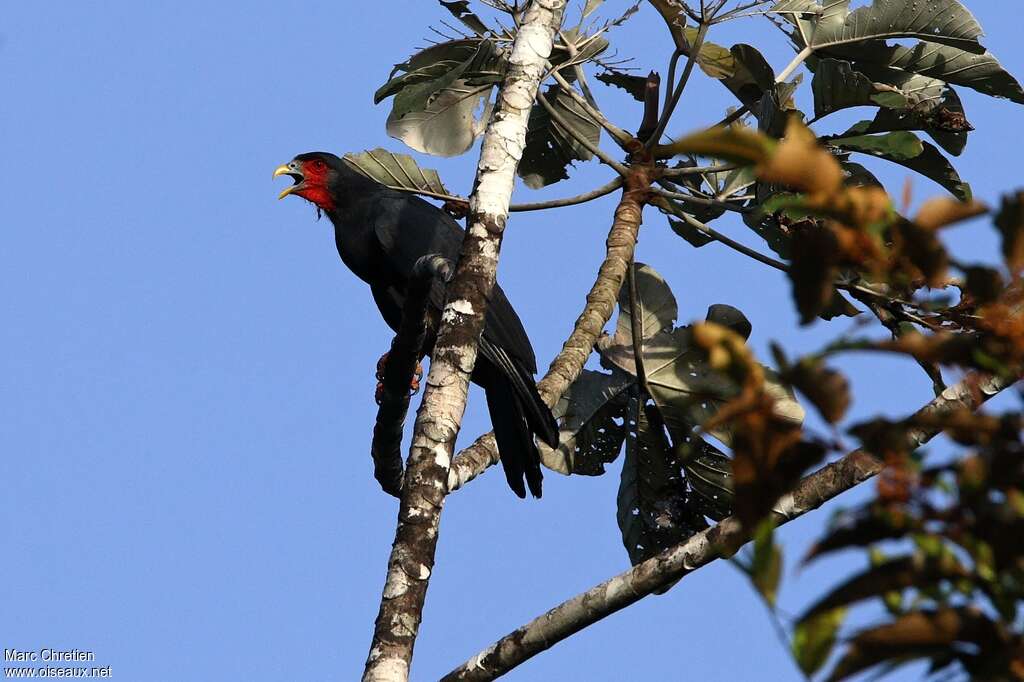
294,159 -> 336,211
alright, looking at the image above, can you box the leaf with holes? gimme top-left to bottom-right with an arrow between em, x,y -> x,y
538,369 -> 634,475
617,399 -> 706,566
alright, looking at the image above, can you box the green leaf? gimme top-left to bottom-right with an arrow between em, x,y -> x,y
750,518 -> 783,606
846,39 -> 1024,105
384,40 -> 504,157
792,607 -> 846,676
829,132 -> 971,200
342,148 -> 453,198
681,29 -> 775,109
772,0 -> 986,53
828,131 -> 924,160
538,369 -> 633,475
518,85 -> 602,189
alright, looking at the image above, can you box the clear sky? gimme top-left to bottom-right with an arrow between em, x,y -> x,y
3,2 -> 1022,680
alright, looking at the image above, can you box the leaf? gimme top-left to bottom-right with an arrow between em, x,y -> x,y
771,0 -> 986,54
788,220 -> 842,325
342,148 -> 452,197
793,607 -> 846,676
582,0 -> 605,18
772,344 -> 850,423
760,117 -> 845,194
829,133 -> 971,200
518,85 -> 602,189
804,509 -> 917,564
595,69 -> 648,101
844,39 -> 1024,105
749,519 -> 783,606
668,217 -> 714,247
438,0 -> 490,36
374,39 -> 485,104
681,30 -> 775,109
800,556 -> 968,622
616,262 -> 679,341
617,400 -> 706,566
539,370 -> 633,475
680,439 -> 734,520
656,126 -> 776,164
838,78 -> 970,156
962,265 -> 1004,306
913,197 -> 986,231
995,191 -> 1024,273
825,608 -> 1002,682
811,58 -> 883,118
384,40 -> 504,157
828,131 -> 923,161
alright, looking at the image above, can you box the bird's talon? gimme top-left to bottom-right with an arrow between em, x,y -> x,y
375,352 -> 390,383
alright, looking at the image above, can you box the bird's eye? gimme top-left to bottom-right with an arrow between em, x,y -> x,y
312,160 -> 326,171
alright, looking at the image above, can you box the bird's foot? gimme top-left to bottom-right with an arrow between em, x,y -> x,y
374,352 -> 424,405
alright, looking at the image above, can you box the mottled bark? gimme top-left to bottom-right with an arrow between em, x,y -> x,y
441,370 -> 1017,681
370,255 -> 453,498
447,169 -> 652,491
361,3 -> 568,681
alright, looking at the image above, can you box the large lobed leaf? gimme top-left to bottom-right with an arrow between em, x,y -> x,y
518,86 -> 603,189
772,0 -> 985,53
379,39 -> 505,157
342,148 -> 452,197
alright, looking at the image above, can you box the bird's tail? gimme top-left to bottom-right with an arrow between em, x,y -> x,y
485,380 -> 544,498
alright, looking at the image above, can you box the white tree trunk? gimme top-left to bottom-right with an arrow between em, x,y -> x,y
362,2 -> 568,681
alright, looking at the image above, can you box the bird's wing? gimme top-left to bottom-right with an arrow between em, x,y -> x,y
370,193 -> 539,373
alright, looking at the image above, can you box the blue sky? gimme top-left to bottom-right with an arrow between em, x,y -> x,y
3,2 -> 1022,680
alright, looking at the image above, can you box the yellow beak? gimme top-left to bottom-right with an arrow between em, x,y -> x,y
273,164 -> 300,200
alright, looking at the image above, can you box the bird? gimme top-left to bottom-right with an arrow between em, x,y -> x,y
274,152 -> 559,498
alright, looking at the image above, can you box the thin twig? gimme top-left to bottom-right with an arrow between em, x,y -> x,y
647,22 -> 709,148
510,177 -> 624,211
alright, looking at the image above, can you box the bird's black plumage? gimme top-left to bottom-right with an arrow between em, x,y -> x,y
280,152 -> 558,497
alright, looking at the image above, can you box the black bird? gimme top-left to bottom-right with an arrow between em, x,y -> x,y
274,152 -> 558,497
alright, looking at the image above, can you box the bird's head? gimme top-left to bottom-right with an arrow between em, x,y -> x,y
273,152 -> 345,211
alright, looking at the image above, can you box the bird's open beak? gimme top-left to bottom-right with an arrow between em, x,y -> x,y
273,163 -> 304,200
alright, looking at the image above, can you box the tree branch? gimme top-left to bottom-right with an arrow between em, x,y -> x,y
370,255 -> 453,498
441,371 -> 1017,681
510,176 -> 623,212
361,2 -> 568,680
447,169 -> 654,492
